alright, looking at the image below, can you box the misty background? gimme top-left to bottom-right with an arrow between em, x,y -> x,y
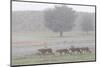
12,1 -> 95,63
12,2 -> 95,33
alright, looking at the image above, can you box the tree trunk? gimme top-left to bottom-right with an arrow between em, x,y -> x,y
86,31 -> 89,35
60,31 -> 63,37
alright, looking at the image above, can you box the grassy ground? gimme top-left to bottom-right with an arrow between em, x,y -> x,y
12,53 -> 95,66
12,32 -> 95,66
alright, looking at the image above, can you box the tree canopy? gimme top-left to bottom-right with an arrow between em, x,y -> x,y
44,5 -> 77,37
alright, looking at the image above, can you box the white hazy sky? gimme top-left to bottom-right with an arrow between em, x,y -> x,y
12,2 -> 95,13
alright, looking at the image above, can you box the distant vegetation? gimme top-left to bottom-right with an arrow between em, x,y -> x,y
80,13 -> 95,33
12,7 -> 95,33
44,6 -> 77,37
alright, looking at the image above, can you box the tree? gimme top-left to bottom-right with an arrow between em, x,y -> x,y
80,13 -> 95,33
44,5 -> 77,37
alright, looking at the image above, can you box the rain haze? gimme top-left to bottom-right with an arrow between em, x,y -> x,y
12,2 -> 95,13
12,1 -> 96,66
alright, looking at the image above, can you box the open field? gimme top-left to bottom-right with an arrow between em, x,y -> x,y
12,32 -> 95,66
12,53 -> 95,65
